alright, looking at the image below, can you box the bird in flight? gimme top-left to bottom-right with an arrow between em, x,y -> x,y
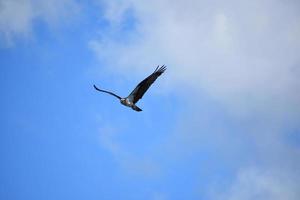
94,65 -> 166,112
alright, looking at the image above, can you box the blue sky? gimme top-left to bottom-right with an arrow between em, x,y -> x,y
1,0 -> 300,200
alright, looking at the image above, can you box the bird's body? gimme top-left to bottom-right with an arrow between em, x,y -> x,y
120,98 -> 138,108
120,98 -> 131,107
94,65 -> 166,112
120,98 -> 142,111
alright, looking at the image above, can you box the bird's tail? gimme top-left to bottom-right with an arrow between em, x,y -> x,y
132,104 -> 142,112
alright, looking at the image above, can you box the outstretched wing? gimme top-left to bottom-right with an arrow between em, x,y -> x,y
93,85 -> 122,100
128,65 -> 166,104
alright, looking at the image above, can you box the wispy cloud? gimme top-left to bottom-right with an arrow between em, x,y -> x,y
0,0 -> 79,46
98,124 -> 160,177
214,167 -> 300,200
91,0 -> 300,117
92,0 -> 300,198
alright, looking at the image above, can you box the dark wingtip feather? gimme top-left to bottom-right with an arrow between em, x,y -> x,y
93,84 -> 98,90
154,65 -> 167,72
93,84 -> 101,91
156,65 -> 167,74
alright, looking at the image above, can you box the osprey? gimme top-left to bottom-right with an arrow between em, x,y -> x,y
93,65 -> 166,112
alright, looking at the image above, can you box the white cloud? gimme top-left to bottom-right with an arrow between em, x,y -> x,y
92,0 -> 300,198
0,0 -> 34,45
214,168 -> 300,200
0,0 -> 79,46
91,0 -> 300,119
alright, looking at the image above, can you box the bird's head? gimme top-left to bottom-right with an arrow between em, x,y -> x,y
120,98 -> 126,105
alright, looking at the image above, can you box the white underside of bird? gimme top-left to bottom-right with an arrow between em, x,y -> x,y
120,98 -> 132,107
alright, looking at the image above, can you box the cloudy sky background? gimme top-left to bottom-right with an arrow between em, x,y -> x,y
1,0 -> 300,199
